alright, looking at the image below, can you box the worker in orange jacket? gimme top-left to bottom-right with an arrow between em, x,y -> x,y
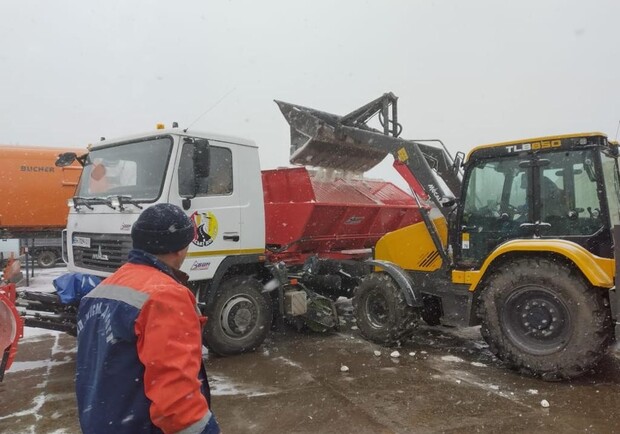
76,203 -> 220,434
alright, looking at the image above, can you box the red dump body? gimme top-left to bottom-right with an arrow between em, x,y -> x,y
262,167 -> 421,265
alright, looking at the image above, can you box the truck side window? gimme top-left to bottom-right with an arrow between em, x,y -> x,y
179,142 -> 233,196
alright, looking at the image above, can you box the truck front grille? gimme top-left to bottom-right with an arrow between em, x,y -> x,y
72,232 -> 132,273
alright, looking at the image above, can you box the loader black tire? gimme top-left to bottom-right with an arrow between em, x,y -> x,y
204,276 -> 272,356
353,273 -> 419,345
478,257 -> 613,380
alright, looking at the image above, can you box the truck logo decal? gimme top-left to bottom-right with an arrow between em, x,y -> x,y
190,260 -> 211,271
120,223 -> 132,231
345,216 -> 364,225
191,211 -> 218,247
20,165 -> 54,173
92,245 -> 109,261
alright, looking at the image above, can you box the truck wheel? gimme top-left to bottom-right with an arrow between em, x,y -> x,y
353,273 -> 419,345
478,257 -> 613,380
204,276 -> 272,356
36,250 -> 58,268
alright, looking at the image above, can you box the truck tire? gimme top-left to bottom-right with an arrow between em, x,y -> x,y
204,276 -> 272,356
353,273 -> 419,345
478,257 -> 613,380
36,250 -> 58,268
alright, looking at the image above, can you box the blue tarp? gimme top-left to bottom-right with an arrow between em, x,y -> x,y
53,273 -> 102,305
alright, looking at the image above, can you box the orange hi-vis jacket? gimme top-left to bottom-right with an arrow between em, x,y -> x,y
76,250 -> 218,434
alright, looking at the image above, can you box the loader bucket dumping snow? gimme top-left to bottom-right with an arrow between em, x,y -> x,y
275,99 -> 390,172
275,93 -> 462,217
275,95 -> 396,173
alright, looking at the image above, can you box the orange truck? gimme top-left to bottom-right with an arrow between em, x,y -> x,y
0,145 -> 83,380
0,145 -> 83,238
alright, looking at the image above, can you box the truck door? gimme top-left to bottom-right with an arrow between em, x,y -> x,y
456,156 -> 531,267
169,138 -> 241,280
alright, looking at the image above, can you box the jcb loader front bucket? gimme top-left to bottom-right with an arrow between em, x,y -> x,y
275,94 -> 461,219
275,100 -> 390,173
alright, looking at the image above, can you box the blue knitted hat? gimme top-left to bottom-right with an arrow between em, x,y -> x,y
131,204 -> 195,254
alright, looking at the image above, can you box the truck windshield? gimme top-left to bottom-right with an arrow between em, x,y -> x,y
75,137 -> 172,200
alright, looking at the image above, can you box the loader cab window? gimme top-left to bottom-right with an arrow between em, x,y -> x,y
602,152 -> 620,227
179,141 -> 233,197
539,150 -> 603,237
462,158 -> 528,223
458,157 -> 529,265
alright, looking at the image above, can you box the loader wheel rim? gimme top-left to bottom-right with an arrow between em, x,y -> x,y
220,295 -> 258,339
364,291 -> 389,328
502,285 -> 571,355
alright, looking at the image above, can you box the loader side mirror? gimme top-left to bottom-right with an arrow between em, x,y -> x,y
55,152 -> 77,167
584,158 -> 596,182
452,152 -> 464,172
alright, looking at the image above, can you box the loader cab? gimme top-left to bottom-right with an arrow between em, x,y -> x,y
454,133 -> 617,268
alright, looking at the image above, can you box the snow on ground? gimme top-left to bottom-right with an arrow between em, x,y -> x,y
0,332 -> 66,428
209,373 -> 274,397
18,266 -> 67,294
16,266 -> 69,340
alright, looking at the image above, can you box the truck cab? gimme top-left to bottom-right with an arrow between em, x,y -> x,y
64,128 -> 265,281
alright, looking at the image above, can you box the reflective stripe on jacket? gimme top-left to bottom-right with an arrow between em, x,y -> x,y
76,250 -> 215,434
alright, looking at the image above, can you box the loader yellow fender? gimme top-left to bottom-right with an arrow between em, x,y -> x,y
375,216 -> 448,273
452,239 -> 615,291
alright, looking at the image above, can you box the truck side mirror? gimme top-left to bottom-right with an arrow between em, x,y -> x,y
193,140 -> 211,179
55,152 -> 77,167
179,138 -> 211,208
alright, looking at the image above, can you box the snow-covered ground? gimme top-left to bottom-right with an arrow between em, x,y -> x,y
3,266 -> 620,433
17,267 -> 68,340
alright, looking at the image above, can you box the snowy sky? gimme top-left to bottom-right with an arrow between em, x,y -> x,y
1,0 -> 619,182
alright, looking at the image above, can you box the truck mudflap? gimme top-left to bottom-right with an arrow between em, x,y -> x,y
365,259 -> 422,308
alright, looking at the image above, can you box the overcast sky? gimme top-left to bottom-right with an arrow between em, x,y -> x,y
1,0 -> 619,182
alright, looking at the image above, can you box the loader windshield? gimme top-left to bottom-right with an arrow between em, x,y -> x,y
75,137 -> 173,201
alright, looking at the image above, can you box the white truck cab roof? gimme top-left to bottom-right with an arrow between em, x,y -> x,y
89,128 -> 258,151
